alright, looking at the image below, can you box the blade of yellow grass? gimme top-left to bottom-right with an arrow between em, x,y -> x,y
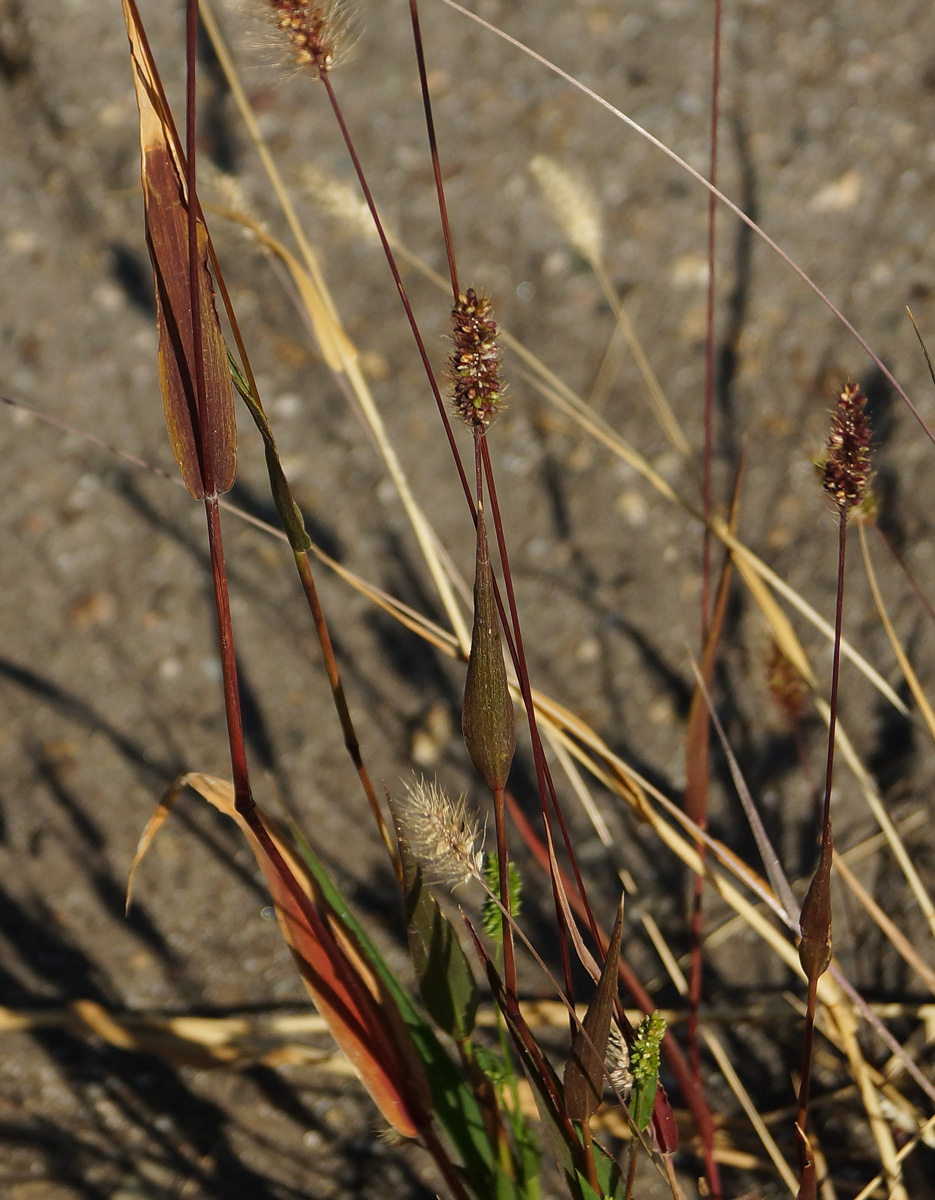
852,1113 -> 935,1200
701,811 -> 927,957
127,773 -> 430,1138
635,873 -> 799,1193
858,521 -> 935,735
833,852 -> 935,995
510,347 -> 900,711
204,204 -> 354,374
702,1029 -> 798,1194
814,696 -> 935,944
826,992 -> 908,1200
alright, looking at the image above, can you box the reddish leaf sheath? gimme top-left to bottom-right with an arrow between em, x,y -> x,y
143,144 -> 236,499
123,0 -> 236,499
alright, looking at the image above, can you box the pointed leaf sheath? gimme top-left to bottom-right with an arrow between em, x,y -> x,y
563,898 -> 624,1121
124,0 -> 236,499
462,506 -> 515,791
799,841 -> 833,982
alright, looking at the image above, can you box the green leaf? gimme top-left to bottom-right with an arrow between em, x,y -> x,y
228,355 -> 312,553
288,826 -> 521,1200
396,830 -> 479,1041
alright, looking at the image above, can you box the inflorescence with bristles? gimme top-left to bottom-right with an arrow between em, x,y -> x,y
449,288 -> 505,430
604,1022 -> 634,1100
396,776 -> 485,888
821,382 -> 873,511
268,0 -> 352,76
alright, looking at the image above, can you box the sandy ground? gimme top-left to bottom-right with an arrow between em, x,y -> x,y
2,0 -> 935,1195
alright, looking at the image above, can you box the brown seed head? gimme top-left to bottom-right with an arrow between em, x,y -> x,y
449,288 -> 505,430
266,0 -> 351,76
821,382 -> 872,511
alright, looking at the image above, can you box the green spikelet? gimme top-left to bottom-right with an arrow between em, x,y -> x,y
481,854 -> 521,943
629,1010 -> 666,1131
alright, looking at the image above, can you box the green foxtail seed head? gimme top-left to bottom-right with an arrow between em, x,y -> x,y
629,1010 -> 666,1131
481,854 -> 522,943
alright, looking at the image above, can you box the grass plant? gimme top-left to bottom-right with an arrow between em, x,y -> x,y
3,0 -> 935,1197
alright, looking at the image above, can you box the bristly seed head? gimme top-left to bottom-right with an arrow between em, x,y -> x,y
449,288 -> 505,431
266,0 -> 352,77
396,776 -> 485,888
821,382 -> 873,512
604,1022 -> 633,1101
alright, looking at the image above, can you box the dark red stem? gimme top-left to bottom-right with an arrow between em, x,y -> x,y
407,0 -> 460,301
795,506 -> 847,1180
318,71 -> 471,504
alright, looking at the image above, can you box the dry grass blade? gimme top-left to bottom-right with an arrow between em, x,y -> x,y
833,853 -> 935,996
813,697 -> 935,944
205,204 -> 354,373
859,521 -> 935,740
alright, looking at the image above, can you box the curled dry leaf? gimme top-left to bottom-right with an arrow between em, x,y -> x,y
123,0 -> 236,500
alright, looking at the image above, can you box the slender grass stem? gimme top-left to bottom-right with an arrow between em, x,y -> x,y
701,0 -> 722,637
473,434 -> 518,1003
407,0 -> 460,301
796,507 -> 847,1186
318,71 -> 471,504
294,551 -> 398,875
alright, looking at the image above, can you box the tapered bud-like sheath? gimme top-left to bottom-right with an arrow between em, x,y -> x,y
462,506 -> 515,792
798,843 -> 833,982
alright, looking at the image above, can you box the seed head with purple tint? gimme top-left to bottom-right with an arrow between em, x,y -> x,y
821,382 -> 872,511
268,0 -> 349,76
449,288 -> 505,431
